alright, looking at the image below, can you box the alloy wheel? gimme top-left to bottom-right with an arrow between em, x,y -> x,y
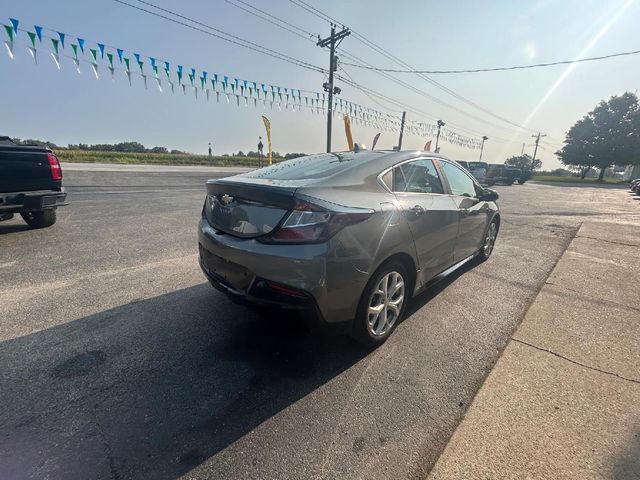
484,222 -> 497,257
367,271 -> 405,337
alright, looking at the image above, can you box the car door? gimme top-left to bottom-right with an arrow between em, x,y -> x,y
389,158 -> 459,284
438,160 -> 490,262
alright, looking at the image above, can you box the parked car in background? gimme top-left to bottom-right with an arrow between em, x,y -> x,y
485,164 -> 523,186
199,151 -> 500,347
456,161 -> 488,184
0,137 -> 66,228
629,178 -> 640,193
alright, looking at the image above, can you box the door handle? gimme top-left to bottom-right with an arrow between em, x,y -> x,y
410,205 -> 425,215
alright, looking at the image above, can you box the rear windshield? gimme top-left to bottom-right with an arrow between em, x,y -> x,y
244,153 -> 358,180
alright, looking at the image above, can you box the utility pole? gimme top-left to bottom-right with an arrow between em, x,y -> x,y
435,120 -> 445,153
396,111 -> 407,150
521,143 -> 525,155
318,24 -> 351,153
479,135 -> 488,161
531,132 -> 547,170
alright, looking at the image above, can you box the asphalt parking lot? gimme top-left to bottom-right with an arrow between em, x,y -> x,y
1,167 -> 638,480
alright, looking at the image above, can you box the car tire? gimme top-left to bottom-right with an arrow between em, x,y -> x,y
477,218 -> 498,262
21,209 -> 56,228
351,260 -> 410,348
517,179 -> 526,185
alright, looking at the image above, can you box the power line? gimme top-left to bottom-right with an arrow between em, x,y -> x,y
113,0 -> 325,74
288,0 -> 541,134
220,0 -> 315,43
342,48 -> 640,74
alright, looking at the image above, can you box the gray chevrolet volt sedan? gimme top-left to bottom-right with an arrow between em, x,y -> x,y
198,150 -> 499,346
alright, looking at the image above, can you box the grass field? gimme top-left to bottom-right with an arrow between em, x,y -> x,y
531,175 -> 624,184
55,150 -> 285,167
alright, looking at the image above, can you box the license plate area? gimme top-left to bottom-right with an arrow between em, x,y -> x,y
201,248 -> 253,290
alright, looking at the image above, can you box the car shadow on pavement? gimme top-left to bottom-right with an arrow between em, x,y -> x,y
0,222 -> 31,234
0,283 -> 368,480
612,429 -> 640,479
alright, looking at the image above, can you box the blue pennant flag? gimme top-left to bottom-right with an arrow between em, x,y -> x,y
243,80 -> 248,89
58,32 -> 65,48
213,73 -> 218,82
78,38 -> 85,53
117,48 -> 124,63
150,57 -> 156,69
191,67 -> 196,78
284,87 -> 288,94
253,82 -> 257,90
34,25 -> 43,42
177,65 -> 183,74
164,61 -> 169,71
9,18 -> 18,36
134,53 -> 141,64
97,43 -> 105,58
202,71 -> 208,82
223,75 -> 228,84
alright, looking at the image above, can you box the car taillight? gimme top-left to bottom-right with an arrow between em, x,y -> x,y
47,153 -> 62,181
261,199 -> 372,244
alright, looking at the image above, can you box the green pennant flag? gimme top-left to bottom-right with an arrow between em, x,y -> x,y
177,71 -> 182,83
124,57 -> 130,71
137,60 -> 144,72
188,73 -> 194,86
107,52 -> 114,68
153,65 -> 158,76
27,31 -> 36,49
51,38 -> 60,55
90,48 -> 97,63
71,43 -> 78,58
200,76 -> 205,89
3,25 -> 13,42
164,68 -> 170,79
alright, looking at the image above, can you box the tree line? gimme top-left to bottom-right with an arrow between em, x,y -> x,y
556,92 -> 640,180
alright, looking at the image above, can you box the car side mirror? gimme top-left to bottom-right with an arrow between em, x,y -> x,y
478,188 -> 499,201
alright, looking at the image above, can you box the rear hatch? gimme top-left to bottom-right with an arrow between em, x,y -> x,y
0,145 -> 59,193
204,178 -> 297,238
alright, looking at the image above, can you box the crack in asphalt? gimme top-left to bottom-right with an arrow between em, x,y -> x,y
510,338 -> 640,385
575,235 -> 640,247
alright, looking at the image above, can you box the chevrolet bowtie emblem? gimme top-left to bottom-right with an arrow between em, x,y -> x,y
220,194 -> 234,205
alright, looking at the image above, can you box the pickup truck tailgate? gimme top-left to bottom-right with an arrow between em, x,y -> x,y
0,146 -> 60,192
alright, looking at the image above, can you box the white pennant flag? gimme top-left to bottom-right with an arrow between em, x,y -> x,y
90,62 -> 99,79
4,40 -> 14,59
155,77 -> 162,92
216,92 -> 220,103
206,89 -> 210,101
170,82 -> 175,94
73,58 -> 81,74
225,94 -> 230,103
51,53 -> 61,70
109,67 -> 115,82
182,84 -> 187,95
194,87 -> 198,99
28,47 -> 37,64
142,74 -> 148,89
125,71 -> 132,86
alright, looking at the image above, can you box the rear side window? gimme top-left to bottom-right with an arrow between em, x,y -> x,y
440,161 -> 478,197
393,159 -> 444,194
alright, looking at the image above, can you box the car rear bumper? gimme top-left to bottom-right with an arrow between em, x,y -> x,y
0,189 -> 67,213
198,217 -> 360,328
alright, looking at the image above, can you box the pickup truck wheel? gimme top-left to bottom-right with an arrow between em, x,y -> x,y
21,209 -> 56,228
517,179 -> 526,185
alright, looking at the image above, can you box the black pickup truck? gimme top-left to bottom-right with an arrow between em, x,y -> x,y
0,137 -> 67,228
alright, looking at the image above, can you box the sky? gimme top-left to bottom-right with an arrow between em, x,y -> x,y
1,0 -> 639,170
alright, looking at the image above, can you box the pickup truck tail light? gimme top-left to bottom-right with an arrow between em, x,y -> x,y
47,153 -> 62,181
